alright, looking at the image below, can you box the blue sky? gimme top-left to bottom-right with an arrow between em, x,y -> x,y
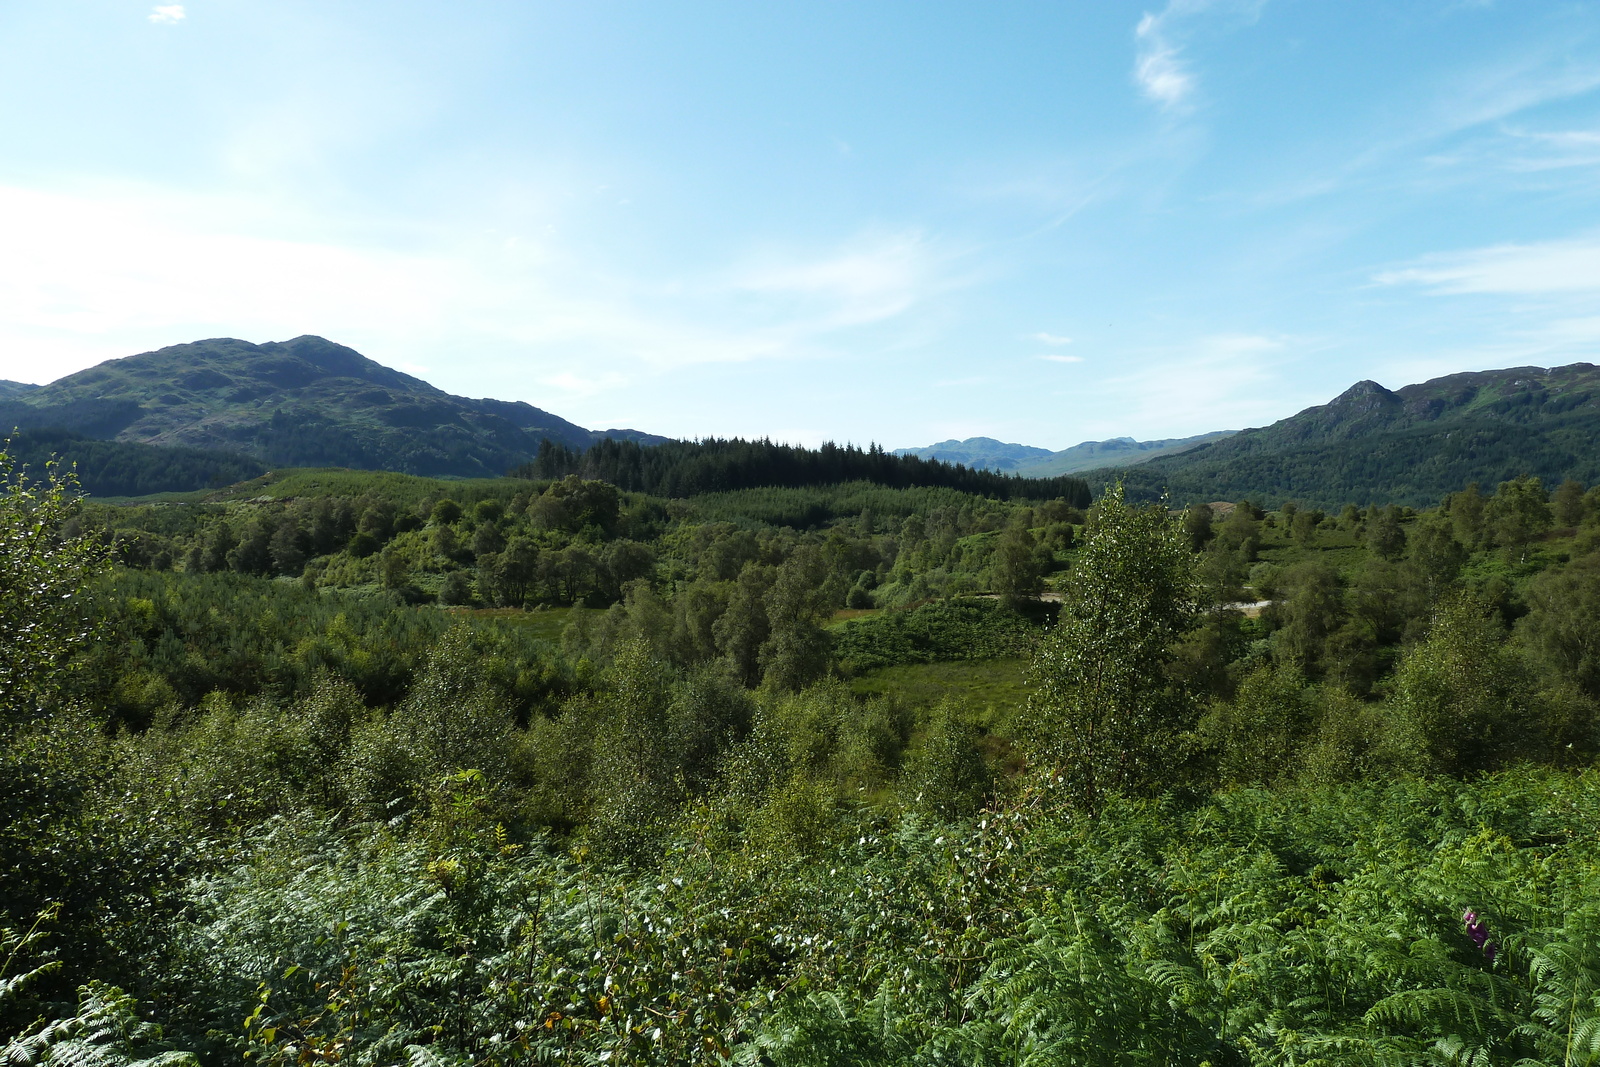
4,2 -> 1600,449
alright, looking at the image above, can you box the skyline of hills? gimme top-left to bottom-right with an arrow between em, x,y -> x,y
5,336 -> 1600,507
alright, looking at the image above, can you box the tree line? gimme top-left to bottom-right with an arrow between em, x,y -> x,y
514,435 -> 1093,503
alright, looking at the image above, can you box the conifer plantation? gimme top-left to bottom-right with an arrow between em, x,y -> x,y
5,440 -> 1600,1066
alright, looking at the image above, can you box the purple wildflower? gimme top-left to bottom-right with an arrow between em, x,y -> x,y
1462,908 -> 1498,962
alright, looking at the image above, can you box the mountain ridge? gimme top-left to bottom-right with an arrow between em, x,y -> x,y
0,335 -> 664,479
1097,362 -> 1600,508
895,430 -> 1235,477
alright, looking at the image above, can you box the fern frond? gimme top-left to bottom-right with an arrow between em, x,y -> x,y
402,1045 -> 470,1067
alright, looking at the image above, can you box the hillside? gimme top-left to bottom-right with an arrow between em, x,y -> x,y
0,335 -> 664,479
1102,363 -> 1600,507
2,428 -> 266,498
895,431 -> 1233,476
0,379 -> 39,399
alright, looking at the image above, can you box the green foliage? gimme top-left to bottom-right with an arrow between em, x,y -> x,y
81,569 -> 578,724
3,429 -> 263,498
344,628 -> 517,821
1199,662 -> 1311,786
1520,551 -> 1600,700
832,598 -> 1043,673
1486,474 -> 1553,553
1384,594 -> 1542,774
20,433 -> 1600,1066
3,975 -> 195,1067
1025,484 -> 1199,810
515,436 -> 1092,505
0,448 -> 106,723
900,700 -> 993,818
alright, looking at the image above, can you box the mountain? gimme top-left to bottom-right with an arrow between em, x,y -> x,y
1016,432 -> 1236,477
0,335 -> 664,479
1100,363 -> 1600,508
895,431 -> 1234,477
0,380 -> 39,399
893,437 -> 1055,471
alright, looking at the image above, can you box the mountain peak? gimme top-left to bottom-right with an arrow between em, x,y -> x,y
1330,380 -> 1399,405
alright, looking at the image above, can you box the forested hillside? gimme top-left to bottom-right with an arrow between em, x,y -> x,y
2,428 -> 266,498
0,335 -> 663,478
5,441 -> 1600,1064
1103,363 -> 1600,507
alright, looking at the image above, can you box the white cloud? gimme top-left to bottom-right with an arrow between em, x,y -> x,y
731,231 -> 937,331
1370,236 -> 1600,372
148,5 -> 185,25
1074,333 -> 1299,438
0,184 -> 952,403
1131,1 -> 1268,111
1134,14 -> 1195,109
1375,235 -> 1600,295
1440,60 -> 1600,135
541,371 -> 631,398
1031,332 -> 1073,346
1040,354 -> 1084,363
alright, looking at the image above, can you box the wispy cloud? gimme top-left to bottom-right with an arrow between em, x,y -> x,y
1040,354 -> 1084,364
148,5 -> 185,25
732,231 -> 936,330
0,184 -> 957,407
1080,333 -> 1299,438
541,370 -> 631,398
1372,235 -> 1600,370
1132,0 -> 1267,111
1031,332 -> 1073,346
1438,58 -> 1600,135
1375,234 -> 1600,295
1134,12 -> 1195,109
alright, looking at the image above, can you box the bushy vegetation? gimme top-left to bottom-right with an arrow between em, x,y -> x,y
6,443 -> 1600,1065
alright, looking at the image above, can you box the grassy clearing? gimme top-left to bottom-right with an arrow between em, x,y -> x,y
443,604 -> 573,643
847,656 -> 1030,729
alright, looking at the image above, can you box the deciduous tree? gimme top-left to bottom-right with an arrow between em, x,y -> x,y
0,447 -> 106,724
1025,483 -> 1198,811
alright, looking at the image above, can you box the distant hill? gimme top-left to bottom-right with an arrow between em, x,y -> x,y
0,335 -> 665,479
1017,432 -> 1236,477
893,437 -> 1055,472
1098,363 -> 1600,508
895,431 -> 1233,477
0,380 -> 39,399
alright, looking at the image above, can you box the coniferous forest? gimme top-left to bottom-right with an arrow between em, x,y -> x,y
6,436 -> 1600,1066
